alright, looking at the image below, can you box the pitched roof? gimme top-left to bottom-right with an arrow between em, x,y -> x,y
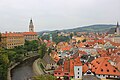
54,65 -> 63,73
2,32 -> 24,37
54,57 -> 83,77
69,59 -> 74,76
63,60 -> 70,72
82,64 -> 89,73
91,57 -> 120,76
74,57 -> 82,66
61,46 -> 72,51
43,53 -> 55,66
23,32 -> 37,35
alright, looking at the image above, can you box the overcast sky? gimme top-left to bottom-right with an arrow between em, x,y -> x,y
0,0 -> 120,32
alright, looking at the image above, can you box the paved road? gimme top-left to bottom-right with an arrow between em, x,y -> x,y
11,56 -> 39,80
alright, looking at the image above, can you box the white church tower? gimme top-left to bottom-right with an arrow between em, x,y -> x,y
29,19 -> 34,32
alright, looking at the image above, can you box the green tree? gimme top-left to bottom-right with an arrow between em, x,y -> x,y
41,35 -> 49,41
24,40 -> 39,51
38,43 -> 47,58
48,48 -> 52,55
82,39 -> 86,42
70,33 -> 73,39
0,53 -> 9,80
7,50 -> 16,64
78,40 -> 81,43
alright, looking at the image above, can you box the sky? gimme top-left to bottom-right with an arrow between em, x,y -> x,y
0,0 -> 120,32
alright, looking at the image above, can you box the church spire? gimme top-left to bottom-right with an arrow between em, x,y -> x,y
117,21 -> 119,28
29,18 -> 34,32
116,21 -> 119,35
30,18 -> 33,24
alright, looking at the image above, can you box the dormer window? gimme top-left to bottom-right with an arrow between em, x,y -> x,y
105,64 -> 107,66
113,70 -> 116,72
107,69 -> 109,72
101,69 -> 103,72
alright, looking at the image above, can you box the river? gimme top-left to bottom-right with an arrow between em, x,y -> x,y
11,56 -> 39,80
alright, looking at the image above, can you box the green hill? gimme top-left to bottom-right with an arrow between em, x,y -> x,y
38,24 -> 116,35
60,24 -> 116,32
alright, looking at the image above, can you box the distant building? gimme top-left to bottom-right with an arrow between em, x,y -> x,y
23,19 -> 38,41
2,32 -> 25,49
1,19 -> 38,49
0,34 -> 7,49
111,36 -> 120,43
23,32 -> 38,41
116,22 -> 119,35
108,22 -> 119,35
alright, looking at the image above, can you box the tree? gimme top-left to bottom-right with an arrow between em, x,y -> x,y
7,50 -> 16,64
48,48 -> 52,55
38,43 -> 47,58
70,33 -> 73,39
78,40 -> 81,43
82,39 -> 86,42
24,40 -> 39,51
41,35 -> 49,41
0,53 -> 9,80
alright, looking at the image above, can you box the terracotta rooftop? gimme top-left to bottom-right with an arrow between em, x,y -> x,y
61,46 -> 72,51
23,32 -> 37,35
69,59 -> 74,76
82,64 -> 89,73
63,60 -> 70,72
91,57 -> 120,76
54,57 -> 83,77
2,32 -> 24,37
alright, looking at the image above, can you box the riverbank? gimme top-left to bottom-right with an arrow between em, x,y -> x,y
8,55 -> 39,80
33,58 -> 45,76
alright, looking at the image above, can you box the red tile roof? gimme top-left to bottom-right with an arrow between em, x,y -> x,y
82,64 -> 89,73
23,32 -> 37,35
2,32 -> 24,37
78,43 -> 85,47
63,60 -> 70,72
61,46 -> 72,51
54,57 -> 83,77
91,57 -> 120,76
74,57 -> 82,66
70,59 -> 74,76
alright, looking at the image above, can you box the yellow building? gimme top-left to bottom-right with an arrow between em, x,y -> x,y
2,32 -> 25,49
72,36 -> 85,42
23,32 -> 38,41
0,36 -> 7,49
